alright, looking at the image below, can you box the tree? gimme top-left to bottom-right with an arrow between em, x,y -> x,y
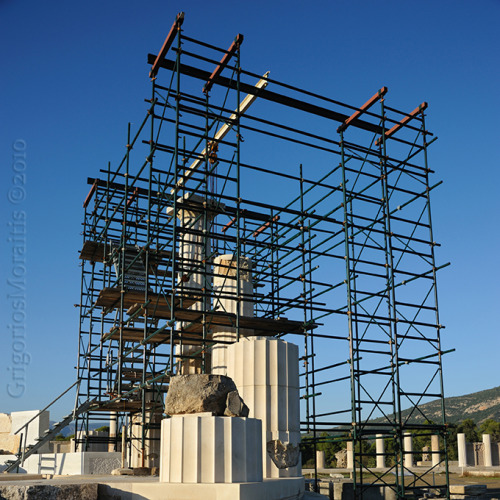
456,419 -> 479,443
479,419 -> 500,442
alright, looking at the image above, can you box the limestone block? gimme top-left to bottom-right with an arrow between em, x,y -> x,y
0,434 -> 21,454
11,410 -> 50,454
160,415 -> 263,483
165,374 -> 238,416
0,414 -> 12,434
335,448 -> 347,468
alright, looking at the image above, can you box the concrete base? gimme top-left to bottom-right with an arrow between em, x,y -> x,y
101,476 -> 305,500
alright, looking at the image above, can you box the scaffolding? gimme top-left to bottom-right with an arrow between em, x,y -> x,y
75,12 -> 450,497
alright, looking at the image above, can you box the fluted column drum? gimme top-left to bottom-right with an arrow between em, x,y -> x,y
226,337 -> 301,478
160,415 -> 262,483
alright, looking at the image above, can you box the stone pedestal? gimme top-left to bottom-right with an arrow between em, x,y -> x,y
226,338 -> 300,478
211,254 -> 254,376
404,432 -> 413,468
483,434 -> 493,467
376,434 -> 385,468
160,415 -> 262,483
457,433 -> 467,467
431,434 -> 440,467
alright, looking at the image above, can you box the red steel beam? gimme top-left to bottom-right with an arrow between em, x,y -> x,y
149,12 -> 185,79
253,215 -> 280,237
375,102 -> 428,146
126,187 -> 139,208
337,87 -> 388,133
203,34 -> 243,94
83,179 -> 98,208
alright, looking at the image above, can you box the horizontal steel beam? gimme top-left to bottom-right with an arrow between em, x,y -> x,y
147,54 -> 383,134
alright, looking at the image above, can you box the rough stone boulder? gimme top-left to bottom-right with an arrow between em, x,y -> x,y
266,439 -> 300,469
165,374 -> 248,416
0,484 -> 98,499
224,390 -> 249,417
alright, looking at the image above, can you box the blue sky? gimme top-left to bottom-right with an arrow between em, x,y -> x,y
1,0 -> 499,419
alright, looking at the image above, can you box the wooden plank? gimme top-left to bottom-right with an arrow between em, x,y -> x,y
126,303 -> 314,336
95,288 -> 199,312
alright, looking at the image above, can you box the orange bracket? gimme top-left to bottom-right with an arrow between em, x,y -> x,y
253,215 -> 280,237
83,179 -> 98,208
375,102 -> 428,146
149,12 -> 185,79
338,87 -> 388,133
203,34 -> 243,94
126,187 -> 139,208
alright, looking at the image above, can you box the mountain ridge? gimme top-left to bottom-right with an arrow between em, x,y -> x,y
396,386 -> 500,424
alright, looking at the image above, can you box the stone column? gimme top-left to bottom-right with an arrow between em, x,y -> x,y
226,337 -> 300,478
346,441 -> 353,470
108,411 -> 117,452
376,435 -> 385,468
130,391 -> 162,468
404,432 -> 413,468
483,434 -> 493,467
431,435 -> 440,467
211,254 -> 254,375
317,450 -> 325,470
457,433 -> 467,467
167,194 -> 216,375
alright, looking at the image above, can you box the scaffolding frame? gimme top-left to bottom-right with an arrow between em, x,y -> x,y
75,13 -> 450,497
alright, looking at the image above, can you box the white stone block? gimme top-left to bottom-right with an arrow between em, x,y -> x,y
11,410 -> 50,454
160,415 -> 262,484
0,413 -> 12,434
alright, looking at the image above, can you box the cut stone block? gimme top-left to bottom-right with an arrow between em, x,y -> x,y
450,484 -> 487,495
11,410 -> 50,454
0,434 -> 21,455
160,415 -> 262,483
0,414 -> 12,434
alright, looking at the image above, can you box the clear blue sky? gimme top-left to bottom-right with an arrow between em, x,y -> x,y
1,0 -> 499,419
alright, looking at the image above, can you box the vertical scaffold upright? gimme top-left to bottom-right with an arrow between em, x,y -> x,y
74,12 -> 450,498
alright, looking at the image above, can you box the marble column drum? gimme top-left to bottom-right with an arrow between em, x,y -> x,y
211,254 -> 254,376
160,415 -> 262,483
226,337 -> 301,478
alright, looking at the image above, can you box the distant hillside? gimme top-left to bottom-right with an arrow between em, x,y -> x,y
396,386 -> 500,425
